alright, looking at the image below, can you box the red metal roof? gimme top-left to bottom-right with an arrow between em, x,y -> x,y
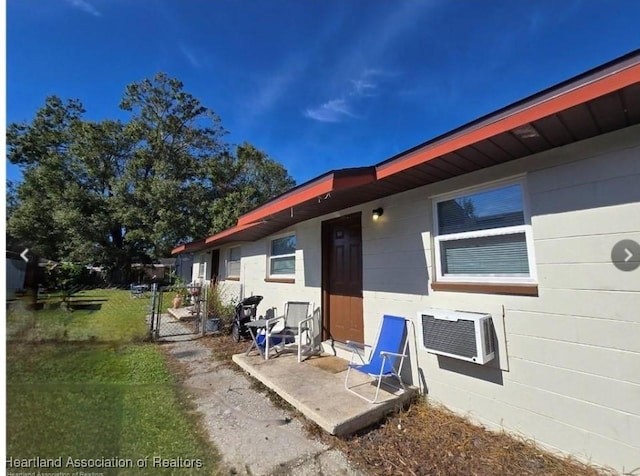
171,238 -> 208,255
172,49 -> 640,255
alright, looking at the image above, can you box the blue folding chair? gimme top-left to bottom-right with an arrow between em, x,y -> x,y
344,314 -> 409,403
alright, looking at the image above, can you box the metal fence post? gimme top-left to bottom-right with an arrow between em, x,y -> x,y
149,283 -> 157,338
201,284 -> 208,337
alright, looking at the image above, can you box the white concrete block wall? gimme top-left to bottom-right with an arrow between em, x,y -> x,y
360,125 -> 640,471
203,124 -> 639,470
215,222 -> 323,316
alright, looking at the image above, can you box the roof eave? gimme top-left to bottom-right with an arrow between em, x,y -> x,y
237,167 -> 376,226
170,238 -> 207,255
377,53 -> 640,178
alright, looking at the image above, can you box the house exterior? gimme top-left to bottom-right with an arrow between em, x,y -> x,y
131,258 -> 177,283
173,51 -> 640,471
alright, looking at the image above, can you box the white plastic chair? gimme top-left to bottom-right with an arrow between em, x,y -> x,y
297,307 -> 322,362
264,301 -> 311,360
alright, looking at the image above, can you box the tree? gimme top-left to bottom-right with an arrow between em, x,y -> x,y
117,73 -> 230,257
208,143 -> 296,233
7,97 -> 86,259
7,73 -> 295,283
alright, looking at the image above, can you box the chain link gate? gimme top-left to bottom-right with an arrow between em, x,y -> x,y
149,283 -> 207,339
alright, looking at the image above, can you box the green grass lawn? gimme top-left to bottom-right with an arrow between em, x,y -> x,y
6,289 -> 219,475
7,288 -> 150,342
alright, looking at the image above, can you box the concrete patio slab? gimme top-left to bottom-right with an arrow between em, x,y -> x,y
167,306 -> 197,320
232,352 -> 418,436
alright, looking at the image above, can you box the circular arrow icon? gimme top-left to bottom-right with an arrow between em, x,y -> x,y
611,239 -> 640,272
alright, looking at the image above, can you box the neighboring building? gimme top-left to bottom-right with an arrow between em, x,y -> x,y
131,258 -> 177,283
5,250 -> 52,298
6,251 -> 27,299
174,253 -> 195,284
173,51 -> 640,470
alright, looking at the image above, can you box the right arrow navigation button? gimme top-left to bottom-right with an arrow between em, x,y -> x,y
611,239 -> 640,271
624,248 -> 633,263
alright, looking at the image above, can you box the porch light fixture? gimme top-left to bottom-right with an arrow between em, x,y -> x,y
372,208 -> 384,221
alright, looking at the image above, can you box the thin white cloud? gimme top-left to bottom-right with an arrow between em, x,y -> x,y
303,2 -> 434,124
240,10 -> 348,123
234,58 -> 308,136
305,68 -> 397,123
66,0 -> 101,17
350,78 -> 376,97
250,60 -> 305,117
361,2 -> 435,66
179,43 -> 202,69
304,98 -> 357,123
363,68 -> 383,76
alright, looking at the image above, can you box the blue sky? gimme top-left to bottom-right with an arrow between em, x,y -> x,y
6,0 -> 640,186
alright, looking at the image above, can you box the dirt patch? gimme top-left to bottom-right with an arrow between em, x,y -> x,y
304,355 -> 349,373
204,334 -> 250,363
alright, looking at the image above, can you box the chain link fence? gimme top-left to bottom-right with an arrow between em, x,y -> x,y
6,276 -> 243,345
6,283 -> 155,344
149,284 -> 205,339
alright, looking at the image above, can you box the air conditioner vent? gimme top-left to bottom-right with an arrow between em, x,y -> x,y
419,309 -> 495,365
422,315 -> 477,358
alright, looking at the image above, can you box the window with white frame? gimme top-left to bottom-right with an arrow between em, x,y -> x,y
227,246 -> 241,279
433,178 -> 536,284
268,234 -> 296,278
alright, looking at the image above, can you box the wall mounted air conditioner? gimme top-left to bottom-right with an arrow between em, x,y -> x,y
419,308 -> 495,365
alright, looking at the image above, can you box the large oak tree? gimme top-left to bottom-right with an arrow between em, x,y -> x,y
7,73 -> 295,282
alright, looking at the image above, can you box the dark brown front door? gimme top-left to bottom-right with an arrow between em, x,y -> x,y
322,213 -> 363,343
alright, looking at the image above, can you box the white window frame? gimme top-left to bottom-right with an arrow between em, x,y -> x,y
432,176 -> 537,284
196,254 -> 206,281
267,232 -> 296,279
227,246 -> 241,279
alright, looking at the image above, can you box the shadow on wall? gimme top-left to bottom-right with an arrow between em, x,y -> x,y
362,208 -> 432,295
303,246 -> 321,289
434,323 -> 505,386
436,355 -> 504,386
300,224 -> 323,289
528,140 -> 640,218
363,250 -> 431,295
400,317 -> 421,389
304,208 -> 432,295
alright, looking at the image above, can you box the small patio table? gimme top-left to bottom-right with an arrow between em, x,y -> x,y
130,284 -> 149,298
245,318 -> 277,359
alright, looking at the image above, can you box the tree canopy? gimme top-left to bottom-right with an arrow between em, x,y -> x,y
7,73 -> 295,282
